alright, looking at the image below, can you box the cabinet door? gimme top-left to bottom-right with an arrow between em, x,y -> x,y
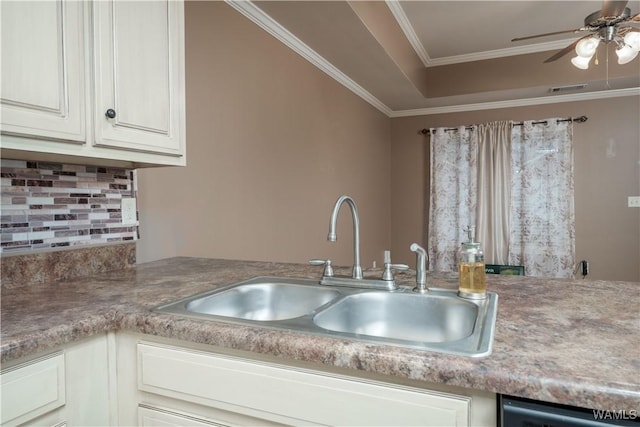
0,353 -> 66,427
92,0 -> 185,157
0,1 -> 85,142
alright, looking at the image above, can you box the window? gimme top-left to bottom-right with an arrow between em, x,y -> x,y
427,119 -> 575,278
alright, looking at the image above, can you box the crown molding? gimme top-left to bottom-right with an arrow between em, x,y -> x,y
225,0 -> 393,117
426,40 -> 580,67
385,0 -> 578,67
227,1 -> 638,119
389,87 -> 640,117
385,0 -> 431,66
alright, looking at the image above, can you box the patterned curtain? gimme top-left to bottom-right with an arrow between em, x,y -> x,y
427,118 -> 575,278
427,126 -> 478,271
509,120 -> 575,278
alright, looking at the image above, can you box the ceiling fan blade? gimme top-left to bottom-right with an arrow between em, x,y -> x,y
600,0 -> 629,17
543,36 -> 589,63
511,28 -> 584,42
544,41 -> 578,63
619,13 -> 640,27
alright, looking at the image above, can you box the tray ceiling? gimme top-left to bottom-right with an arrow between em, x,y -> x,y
233,1 -> 640,115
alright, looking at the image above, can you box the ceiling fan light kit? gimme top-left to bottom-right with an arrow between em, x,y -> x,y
570,18 -> 640,69
512,0 -> 640,70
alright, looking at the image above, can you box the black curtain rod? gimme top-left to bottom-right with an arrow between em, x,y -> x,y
419,115 -> 588,135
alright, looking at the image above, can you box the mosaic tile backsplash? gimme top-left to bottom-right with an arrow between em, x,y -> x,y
1,159 -> 138,253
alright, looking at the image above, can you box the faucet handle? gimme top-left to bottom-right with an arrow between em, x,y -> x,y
309,259 -> 334,277
382,263 -> 409,281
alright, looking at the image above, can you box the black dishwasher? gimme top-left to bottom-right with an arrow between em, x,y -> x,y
500,395 -> 640,427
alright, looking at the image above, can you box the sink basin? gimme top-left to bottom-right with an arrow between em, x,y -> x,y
154,276 -> 498,357
186,282 -> 340,321
312,292 -> 477,343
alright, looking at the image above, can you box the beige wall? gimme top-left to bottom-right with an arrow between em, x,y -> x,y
136,2 -> 391,268
390,96 -> 640,281
137,2 -> 639,282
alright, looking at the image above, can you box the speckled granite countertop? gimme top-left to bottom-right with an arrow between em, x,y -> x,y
2,257 -> 639,412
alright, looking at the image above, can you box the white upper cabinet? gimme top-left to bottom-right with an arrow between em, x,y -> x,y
92,0 -> 184,156
0,0 -> 185,167
0,1 -> 85,142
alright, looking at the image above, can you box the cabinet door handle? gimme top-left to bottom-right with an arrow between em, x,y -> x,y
105,108 -> 116,119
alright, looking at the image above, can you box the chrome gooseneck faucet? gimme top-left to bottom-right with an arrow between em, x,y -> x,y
328,195 -> 363,279
311,195 -> 406,290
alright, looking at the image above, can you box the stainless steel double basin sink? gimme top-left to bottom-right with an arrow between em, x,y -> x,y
154,276 -> 498,357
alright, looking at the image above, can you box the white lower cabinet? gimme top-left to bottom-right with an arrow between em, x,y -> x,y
117,332 -> 496,427
0,333 -> 114,427
1,331 -> 496,426
0,352 -> 66,426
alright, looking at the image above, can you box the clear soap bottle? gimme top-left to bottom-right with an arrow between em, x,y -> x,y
458,226 -> 487,299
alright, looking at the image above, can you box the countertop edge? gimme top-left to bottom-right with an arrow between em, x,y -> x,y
3,307 -> 638,412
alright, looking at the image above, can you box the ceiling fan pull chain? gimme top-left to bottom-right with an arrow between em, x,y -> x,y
606,43 -> 611,90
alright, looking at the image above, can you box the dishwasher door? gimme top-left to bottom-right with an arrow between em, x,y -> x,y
500,395 -> 640,427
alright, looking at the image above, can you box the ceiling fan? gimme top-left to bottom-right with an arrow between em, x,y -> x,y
512,0 -> 640,68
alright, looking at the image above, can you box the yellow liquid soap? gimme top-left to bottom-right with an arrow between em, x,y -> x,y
458,262 -> 486,295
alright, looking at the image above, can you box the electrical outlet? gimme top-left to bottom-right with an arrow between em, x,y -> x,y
121,198 -> 137,224
581,260 -> 589,277
628,196 -> 640,208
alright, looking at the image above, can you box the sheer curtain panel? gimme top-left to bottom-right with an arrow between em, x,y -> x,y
508,120 -> 575,278
427,126 -> 479,271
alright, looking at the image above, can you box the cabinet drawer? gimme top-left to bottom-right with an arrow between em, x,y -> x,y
138,343 -> 470,426
139,404 -> 229,427
1,353 -> 66,426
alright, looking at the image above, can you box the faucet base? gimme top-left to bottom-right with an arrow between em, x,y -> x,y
352,265 -> 363,280
320,276 -> 398,291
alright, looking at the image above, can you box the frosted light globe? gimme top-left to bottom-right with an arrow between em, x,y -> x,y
575,37 -> 600,57
571,55 -> 592,69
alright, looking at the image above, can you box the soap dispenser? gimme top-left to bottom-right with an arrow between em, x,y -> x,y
457,226 -> 487,299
